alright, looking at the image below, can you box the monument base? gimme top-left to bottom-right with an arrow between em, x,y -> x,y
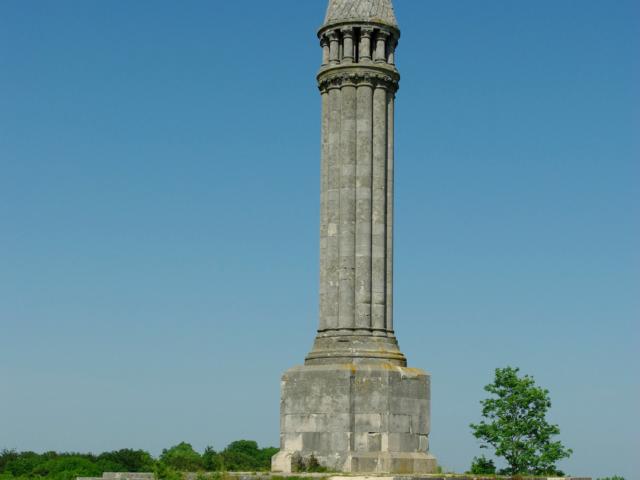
272,364 -> 438,474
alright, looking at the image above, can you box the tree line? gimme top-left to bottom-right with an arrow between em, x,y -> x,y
0,441 -> 277,480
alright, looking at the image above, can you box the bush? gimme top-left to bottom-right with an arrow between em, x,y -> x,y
201,448 -> 221,472
468,455 -> 496,475
0,451 -> 19,472
98,450 -> 154,472
159,443 -> 203,472
0,440 -> 279,477
220,440 -> 273,472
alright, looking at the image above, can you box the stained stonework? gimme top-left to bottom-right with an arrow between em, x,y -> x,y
272,365 -> 436,474
325,0 -> 398,28
272,0 -> 437,474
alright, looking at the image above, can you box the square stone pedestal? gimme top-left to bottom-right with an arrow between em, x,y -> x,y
271,364 -> 437,474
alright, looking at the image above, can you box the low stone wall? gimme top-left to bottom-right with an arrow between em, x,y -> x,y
78,473 -> 155,480
80,472 -> 592,480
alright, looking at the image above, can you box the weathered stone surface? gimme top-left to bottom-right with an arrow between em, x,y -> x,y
272,364 -> 436,474
324,0 -> 398,27
78,473 -> 155,480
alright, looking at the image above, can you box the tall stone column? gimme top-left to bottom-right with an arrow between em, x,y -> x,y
273,0 -> 437,474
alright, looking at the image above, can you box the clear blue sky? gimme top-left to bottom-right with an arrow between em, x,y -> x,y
1,1 -> 638,478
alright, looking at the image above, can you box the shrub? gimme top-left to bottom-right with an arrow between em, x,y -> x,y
98,449 -> 154,472
469,455 -> 496,475
159,443 -> 203,472
201,448 -> 222,472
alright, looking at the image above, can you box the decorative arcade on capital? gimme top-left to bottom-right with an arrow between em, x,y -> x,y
273,0 -> 438,474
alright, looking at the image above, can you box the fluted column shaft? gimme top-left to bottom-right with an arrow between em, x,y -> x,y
355,84 -> 373,329
338,83 -> 357,329
316,27 -> 400,360
319,90 -> 330,330
319,76 -> 395,333
323,85 -> 341,329
386,92 -> 395,332
371,84 -> 387,331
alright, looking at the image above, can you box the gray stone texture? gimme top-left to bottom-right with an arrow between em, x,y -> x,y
78,474 -> 155,480
325,0 -> 398,28
273,0 -> 436,474
272,365 -> 436,474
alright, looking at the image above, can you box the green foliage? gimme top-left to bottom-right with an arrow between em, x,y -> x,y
98,450 -> 154,472
152,462 -> 182,480
0,451 -> 19,472
218,440 -> 273,472
470,366 -> 572,476
0,440 -> 278,480
201,448 -> 221,472
159,443 -> 203,472
597,477 -> 625,480
0,452 -> 103,480
468,455 -> 496,475
32,456 -> 102,480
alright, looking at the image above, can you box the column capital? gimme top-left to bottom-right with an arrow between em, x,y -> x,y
361,27 -> 375,37
340,26 -> 355,37
327,29 -> 340,41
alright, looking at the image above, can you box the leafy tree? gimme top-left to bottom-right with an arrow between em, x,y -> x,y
98,449 -> 154,472
470,366 -> 572,476
159,443 -> 203,471
219,441 -> 276,472
32,456 -> 102,480
468,455 -> 496,475
153,462 -> 182,480
220,441 -> 259,471
256,447 -> 277,471
201,447 -> 222,472
0,450 -> 19,472
2,452 -> 43,476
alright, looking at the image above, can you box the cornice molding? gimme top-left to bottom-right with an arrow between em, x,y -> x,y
318,69 -> 399,93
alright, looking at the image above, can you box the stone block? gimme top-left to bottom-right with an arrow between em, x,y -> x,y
389,414 -> 411,433
355,413 -> 382,432
272,363 -> 436,474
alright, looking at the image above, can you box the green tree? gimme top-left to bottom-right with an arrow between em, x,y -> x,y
0,450 -> 19,472
468,455 -> 496,475
470,367 -> 572,476
2,451 -> 43,476
32,455 -> 102,480
201,447 -> 222,472
220,441 -> 259,471
97,450 -> 155,472
159,443 -> 203,471
219,441 -> 276,472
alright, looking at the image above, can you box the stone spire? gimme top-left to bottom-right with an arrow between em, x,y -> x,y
272,0 -> 438,474
324,0 -> 398,28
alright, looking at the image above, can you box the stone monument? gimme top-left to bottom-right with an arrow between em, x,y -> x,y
272,0 -> 438,474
